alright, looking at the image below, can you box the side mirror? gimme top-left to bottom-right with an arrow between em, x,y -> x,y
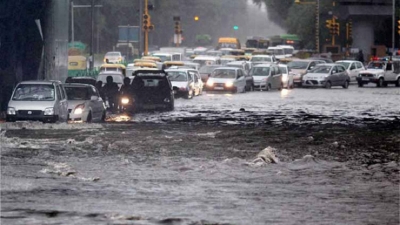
91,95 -> 99,101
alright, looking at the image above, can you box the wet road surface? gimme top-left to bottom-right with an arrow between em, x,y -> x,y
1,85 -> 399,225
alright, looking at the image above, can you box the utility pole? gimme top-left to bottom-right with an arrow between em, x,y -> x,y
90,0 -> 94,70
315,0 -> 320,53
144,0 -> 149,56
71,1 -> 74,43
139,0 -> 143,57
392,0 -> 395,56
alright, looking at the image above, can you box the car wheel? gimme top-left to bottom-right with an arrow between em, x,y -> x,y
265,84 -> 271,91
325,81 -> 332,89
377,78 -> 384,87
278,83 -> 283,91
101,111 -> 106,122
87,112 -> 92,123
358,82 -> 363,87
396,78 -> 400,87
342,80 -> 349,89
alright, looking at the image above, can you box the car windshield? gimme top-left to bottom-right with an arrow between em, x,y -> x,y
97,74 -> 124,84
336,62 -> 350,69
279,66 -> 288,73
106,52 -> 120,57
152,54 -> 171,62
287,61 -> 309,69
251,67 -> 270,76
227,64 -> 242,69
199,66 -> 219,73
251,56 -> 271,62
367,62 -> 384,69
167,72 -> 188,81
267,49 -> 284,55
310,65 -> 332,74
220,43 -> 237,48
212,69 -> 236,78
65,87 -> 91,100
12,84 -> 55,101
283,48 -> 294,55
193,59 -> 215,67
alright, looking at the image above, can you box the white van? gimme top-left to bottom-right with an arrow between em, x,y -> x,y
6,80 -> 69,123
266,47 -> 286,60
277,45 -> 295,58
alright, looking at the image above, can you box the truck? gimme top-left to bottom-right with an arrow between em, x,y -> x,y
356,60 -> 400,87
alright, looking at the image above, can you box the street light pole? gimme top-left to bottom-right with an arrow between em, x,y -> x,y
316,0 -> 320,53
71,1 -> 74,43
90,0 -> 94,70
392,0 -> 395,56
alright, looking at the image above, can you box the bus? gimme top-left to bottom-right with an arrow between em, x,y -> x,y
245,36 -> 270,49
269,34 -> 302,50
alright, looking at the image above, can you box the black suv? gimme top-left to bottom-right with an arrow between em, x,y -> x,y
129,70 -> 174,112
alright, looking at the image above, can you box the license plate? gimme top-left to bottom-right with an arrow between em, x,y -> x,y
214,87 -> 224,90
362,77 -> 369,81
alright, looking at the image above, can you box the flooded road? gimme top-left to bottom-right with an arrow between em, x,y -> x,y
1,85 -> 399,224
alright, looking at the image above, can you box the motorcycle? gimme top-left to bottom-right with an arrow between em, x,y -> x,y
119,94 -> 136,113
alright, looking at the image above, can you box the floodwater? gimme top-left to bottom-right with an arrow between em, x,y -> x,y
1,85 -> 399,224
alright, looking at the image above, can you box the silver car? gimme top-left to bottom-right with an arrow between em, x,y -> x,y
250,63 -> 283,91
6,80 -> 68,123
63,83 -> 106,122
302,64 -> 350,89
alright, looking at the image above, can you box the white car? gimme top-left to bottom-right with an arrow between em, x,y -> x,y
356,61 -> 400,87
278,64 -> 294,89
250,55 -> 276,65
63,83 -> 106,122
104,51 -> 123,64
6,80 -> 68,123
250,64 -> 283,91
205,67 -> 246,93
166,68 -> 202,99
277,45 -> 295,58
335,60 -> 365,82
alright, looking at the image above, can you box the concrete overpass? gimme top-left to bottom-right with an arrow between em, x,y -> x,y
0,0 -> 69,111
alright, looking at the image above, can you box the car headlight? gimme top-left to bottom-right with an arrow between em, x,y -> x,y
121,97 -> 129,105
225,81 -> 234,87
7,107 -> 16,115
206,80 -> 214,87
44,107 -> 54,115
74,104 -> 85,115
282,75 -> 288,82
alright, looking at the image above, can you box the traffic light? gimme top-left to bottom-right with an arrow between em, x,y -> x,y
143,13 -> 150,31
194,16 -> 199,21
347,21 -> 352,37
333,22 -> 340,35
233,25 -> 239,30
398,20 -> 400,35
326,19 -> 334,34
175,21 -> 181,34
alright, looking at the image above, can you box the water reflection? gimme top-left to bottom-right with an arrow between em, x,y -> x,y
280,89 -> 290,98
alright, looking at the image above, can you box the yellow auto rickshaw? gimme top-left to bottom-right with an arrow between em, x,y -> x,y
133,61 -> 158,68
163,61 -> 185,69
100,63 -> 126,76
68,55 -> 87,76
141,56 -> 161,62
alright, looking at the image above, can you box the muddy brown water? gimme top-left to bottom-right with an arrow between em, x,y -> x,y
1,120 -> 399,224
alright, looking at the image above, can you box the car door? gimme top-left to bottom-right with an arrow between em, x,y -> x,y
331,66 -> 341,86
385,63 -> 396,81
236,69 -> 246,91
270,66 -> 279,89
90,86 -> 102,120
190,71 -> 200,95
337,65 -> 347,84
348,62 -> 358,81
57,84 -> 68,121
274,66 -> 282,89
